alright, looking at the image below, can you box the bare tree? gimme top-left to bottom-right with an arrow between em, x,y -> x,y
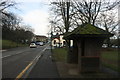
49,0 -> 120,62
97,11 -> 119,33
50,0 -> 120,33
50,0 -> 75,63
0,0 -> 17,24
96,10 -> 120,47
0,0 -> 17,12
71,0 -> 120,25
49,19 -> 64,34
50,0 -> 75,33
2,14 -> 34,43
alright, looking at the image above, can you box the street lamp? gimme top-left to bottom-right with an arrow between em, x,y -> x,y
51,31 -> 53,53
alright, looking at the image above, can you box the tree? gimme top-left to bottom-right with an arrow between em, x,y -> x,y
50,0 -> 120,33
0,0 -> 17,12
1,0 -> 34,44
2,12 -> 34,43
49,20 -> 64,34
50,0 -> 120,63
50,0 -> 77,63
0,0 -> 17,29
50,0 -> 74,33
2,12 -> 21,40
71,0 -> 120,25
0,0 -> 17,34
67,0 -> 119,48
96,10 -> 120,47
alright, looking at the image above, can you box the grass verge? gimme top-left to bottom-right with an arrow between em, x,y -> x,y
53,47 -> 119,72
52,47 -> 67,62
1,39 -> 27,49
101,49 -> 119,72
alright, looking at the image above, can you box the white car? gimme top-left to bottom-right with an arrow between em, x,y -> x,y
39,42 -> 44,46
30,43 -> 37,48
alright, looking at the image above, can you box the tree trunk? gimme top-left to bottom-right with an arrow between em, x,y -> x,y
66,40 -> 71,63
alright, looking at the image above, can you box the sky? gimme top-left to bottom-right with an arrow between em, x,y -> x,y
9,0 -> 51,36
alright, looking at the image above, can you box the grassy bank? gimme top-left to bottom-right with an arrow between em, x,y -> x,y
53,47 -> 119,72
101,49 -> 119,72
1,40 -> 27,49
52,48 -> 67,62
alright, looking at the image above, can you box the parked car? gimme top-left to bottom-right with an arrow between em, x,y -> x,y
39,42 -> 44,46
36,42 -> 40,45
29,43 -> 37,48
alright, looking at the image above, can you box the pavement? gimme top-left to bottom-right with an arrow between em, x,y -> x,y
56,62 -> 120,78
27,49 -> 60,78
55,62 -> 80,78
25,48 -> 119,79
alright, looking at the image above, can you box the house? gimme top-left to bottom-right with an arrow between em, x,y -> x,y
32,35 -> 48,43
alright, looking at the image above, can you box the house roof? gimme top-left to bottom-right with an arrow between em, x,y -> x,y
64,23 -> 113,39
35,35 -> 47,38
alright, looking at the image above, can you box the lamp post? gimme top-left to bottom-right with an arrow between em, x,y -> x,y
51,31 -> 53,53
117,6 -> 120,68
118,4 -> 120,49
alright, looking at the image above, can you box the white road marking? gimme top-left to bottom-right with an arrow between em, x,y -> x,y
0,50 -> 7,52
2,52 -> 24,59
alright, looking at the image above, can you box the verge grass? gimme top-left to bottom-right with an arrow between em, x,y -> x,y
52,47 -> 119,72
2,40 -> 27,49
101,49 -> 119,72
52,47 -> 67,62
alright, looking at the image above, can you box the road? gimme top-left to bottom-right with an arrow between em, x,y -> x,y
27,49 -> 59,78
2,44 -> 48,79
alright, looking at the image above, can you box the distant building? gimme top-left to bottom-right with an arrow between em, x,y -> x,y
32,35 -> 47,42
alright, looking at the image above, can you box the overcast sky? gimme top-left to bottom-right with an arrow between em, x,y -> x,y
10,0 -> 51,36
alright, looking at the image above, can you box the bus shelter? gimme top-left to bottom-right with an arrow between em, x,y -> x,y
64,23 -> 113,73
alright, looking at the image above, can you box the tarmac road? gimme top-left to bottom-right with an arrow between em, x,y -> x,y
2,45 -> 48,79
27,49 -> 59,78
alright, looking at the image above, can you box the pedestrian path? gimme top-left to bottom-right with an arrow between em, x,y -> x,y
27,49 -> 59,78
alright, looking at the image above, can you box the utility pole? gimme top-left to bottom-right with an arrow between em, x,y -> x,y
118,4 -> 120,49
51,31 -> 53,53
50,23 -> 53,53
118,4 -> 120,77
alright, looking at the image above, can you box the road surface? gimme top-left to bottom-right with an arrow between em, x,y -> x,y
27,49 -> 59,78
2,44 -> 48,79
